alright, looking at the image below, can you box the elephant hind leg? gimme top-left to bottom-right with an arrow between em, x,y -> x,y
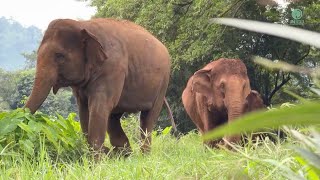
140,108 -> 160,153
140,110 -> 153,153
107,112 -> 131,156
140,79 -> 169,153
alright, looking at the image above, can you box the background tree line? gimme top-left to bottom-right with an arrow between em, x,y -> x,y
87,0 -> 319,132
0,0 -> 319,133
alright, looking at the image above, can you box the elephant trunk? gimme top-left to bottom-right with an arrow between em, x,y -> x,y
24,61 -> 56,114
225,87 -> 245,122
227,102 -> 243,121
225,97 -> 245,143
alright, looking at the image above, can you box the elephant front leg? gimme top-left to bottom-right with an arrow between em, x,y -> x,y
87,95 -> 113,156
202,110 -> 223,148
77,99 -> 89,139
74,91 -> 90,140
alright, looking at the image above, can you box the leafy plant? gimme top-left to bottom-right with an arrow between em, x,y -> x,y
0,108 -> 84,158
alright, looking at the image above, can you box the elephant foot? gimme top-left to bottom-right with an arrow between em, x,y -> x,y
92,146 -> 110,160
221,135 -> 244,150
204,139 -> 223,149
140,144 -> 151,154
110,146 -> 133,157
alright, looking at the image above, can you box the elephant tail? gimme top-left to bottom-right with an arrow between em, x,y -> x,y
164,97 -> 177,133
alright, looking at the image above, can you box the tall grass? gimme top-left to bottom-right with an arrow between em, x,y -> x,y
0,128 -> 300,179
0,109 -> 306,179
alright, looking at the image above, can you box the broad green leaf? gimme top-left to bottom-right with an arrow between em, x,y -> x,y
65,113 -> 79,134
162,126 -> 172,135
19,139 -> 34,156
56,114 -> 68,130
41,116 -> 55,125
24,113 -> 35,122
18,122 -> 34,134
0,112 -> 6,119
0,118 -> 23,136
42,126 -> 59,149
8,109 -> 26,119
28,120 -> 43,133
203,102 -> 320,141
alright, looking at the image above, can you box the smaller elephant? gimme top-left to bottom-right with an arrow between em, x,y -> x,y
182,58 -> 265,147
244,90 -> 265,113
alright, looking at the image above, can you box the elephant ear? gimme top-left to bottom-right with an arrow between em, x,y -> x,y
81,29 -> 108,65
191,68 -> 212,98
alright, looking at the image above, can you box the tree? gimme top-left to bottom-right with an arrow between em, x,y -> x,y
22,50 -> 37,69
86,0 -> 320,132
9,70 -> 78,117
0,69 -> 16,110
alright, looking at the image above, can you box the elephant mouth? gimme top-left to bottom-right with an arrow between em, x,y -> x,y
53,76 -> 87,94
52,84 -> 62,94
52,77 -> 71,94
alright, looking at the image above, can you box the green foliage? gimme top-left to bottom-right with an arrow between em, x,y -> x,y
0,69 -> 78,117
89,0 -> 320,132
0,109 -> 83,157
0,130 -> 309,179
21,50 -> 37,69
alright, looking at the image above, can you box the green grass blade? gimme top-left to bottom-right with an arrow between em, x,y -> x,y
203,102 -> 320,141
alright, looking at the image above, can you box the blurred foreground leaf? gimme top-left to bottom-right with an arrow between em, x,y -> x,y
209,18 -> 320,48
203,102 -> 320,141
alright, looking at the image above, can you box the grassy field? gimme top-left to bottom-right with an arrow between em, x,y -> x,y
0,129 -> 299,180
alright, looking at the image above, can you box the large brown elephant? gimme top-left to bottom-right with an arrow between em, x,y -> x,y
24,18 -> 171,154
182,58 -> 265,147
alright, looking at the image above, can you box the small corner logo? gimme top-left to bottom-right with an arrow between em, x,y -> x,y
290,8 -> 304,25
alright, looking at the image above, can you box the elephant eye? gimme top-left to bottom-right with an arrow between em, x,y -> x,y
55,53 -> 65,62
220,83 -> 225,98
220,83 -> 225,92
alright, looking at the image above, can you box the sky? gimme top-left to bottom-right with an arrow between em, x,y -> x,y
0,0 -> 96,30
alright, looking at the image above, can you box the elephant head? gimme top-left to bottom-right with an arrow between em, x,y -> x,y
191,59 -> 251,122
244,90 -> 266,113
25,19 -> 107,113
